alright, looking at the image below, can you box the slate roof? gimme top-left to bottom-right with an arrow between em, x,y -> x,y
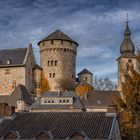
0,48 -> 27,67
0,112 -> 117,139
33,64 -> 42,70
0,85 -> 33,107
77,68 -> 93,75
82,91 -> 120,108
30,91 -> 85,110
77,80 -> 91,86
38,29 -> 78,46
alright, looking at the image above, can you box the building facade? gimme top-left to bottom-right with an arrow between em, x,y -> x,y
38,30 -> 78,91
0,44 -> 36,95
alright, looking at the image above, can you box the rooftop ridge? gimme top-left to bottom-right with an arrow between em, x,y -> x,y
0,47 -> 27,51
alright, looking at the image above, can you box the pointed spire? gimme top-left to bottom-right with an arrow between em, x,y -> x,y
120,15 -> 135,55
124,13 -> 131,36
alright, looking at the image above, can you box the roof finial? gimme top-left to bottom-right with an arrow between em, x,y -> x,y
126,13 -> 128,23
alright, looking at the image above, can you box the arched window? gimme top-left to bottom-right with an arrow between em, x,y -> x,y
51,40 -> 53,44
85,77 -> 88,81
49,73 -> 52,78
48,61 -> 50,66
51,60 -> 53,66
53,73 -> 55,78
61,40 -> 63,45
55,60 -> 58,66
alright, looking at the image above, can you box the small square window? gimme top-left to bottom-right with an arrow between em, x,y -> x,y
5,69 -> 10,74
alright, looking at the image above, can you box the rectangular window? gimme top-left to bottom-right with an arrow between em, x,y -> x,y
5,69 -> 10,74
35,82 -> 40,88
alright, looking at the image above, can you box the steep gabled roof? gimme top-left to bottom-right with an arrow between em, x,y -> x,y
0,47 -> 27,68
33,64 -> 42,70
0,112 -> 118,139
0,84 -> 33,107
77,68 -> 93,75
82,91 -> 120,108
38,29 -> 78,46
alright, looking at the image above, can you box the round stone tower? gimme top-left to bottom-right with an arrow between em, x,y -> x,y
38,30 -> 78,91
33,64 -> 42,96
117,21 -> 136,91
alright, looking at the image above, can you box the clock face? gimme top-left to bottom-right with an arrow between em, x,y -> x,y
128,59 -> 132,63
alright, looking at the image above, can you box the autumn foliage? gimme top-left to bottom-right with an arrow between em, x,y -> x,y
40,72 -> 50,93
76,81 -> 93,98
115,56 -> 140,139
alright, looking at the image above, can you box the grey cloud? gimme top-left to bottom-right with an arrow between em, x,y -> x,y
0,0 -> 140,84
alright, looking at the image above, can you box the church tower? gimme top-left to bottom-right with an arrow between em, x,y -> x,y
117,19 -> 136,91
38,30 -> 78,91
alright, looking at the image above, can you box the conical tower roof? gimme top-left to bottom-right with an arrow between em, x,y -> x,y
38,29 -> 78,46
120,21 -> 135,57
77,68 -> 93,75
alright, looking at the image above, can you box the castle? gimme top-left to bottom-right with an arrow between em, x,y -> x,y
0,20 -> 134,140
0,19 -> 138,113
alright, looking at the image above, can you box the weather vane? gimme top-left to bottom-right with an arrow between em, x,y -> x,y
126,13 -> 128,23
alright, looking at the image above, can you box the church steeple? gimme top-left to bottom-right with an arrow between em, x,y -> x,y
117,16 -> 137,92
120,15 -> 135,56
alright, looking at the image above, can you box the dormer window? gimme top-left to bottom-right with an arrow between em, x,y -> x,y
7,59 -> 11,64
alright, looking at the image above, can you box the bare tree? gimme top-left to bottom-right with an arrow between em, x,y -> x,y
94,76 -> 115,91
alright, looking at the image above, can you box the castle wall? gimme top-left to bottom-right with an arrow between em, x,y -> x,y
39,40 -> 77,91
0,67 -> 25,95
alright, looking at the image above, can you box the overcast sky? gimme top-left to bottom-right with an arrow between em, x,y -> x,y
0,0 -> 140,84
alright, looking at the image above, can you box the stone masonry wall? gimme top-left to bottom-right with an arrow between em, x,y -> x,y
0,67 -> 25,95
78,74 -> 93,86
117,57 -> 136,91
39,40 -> 77,91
